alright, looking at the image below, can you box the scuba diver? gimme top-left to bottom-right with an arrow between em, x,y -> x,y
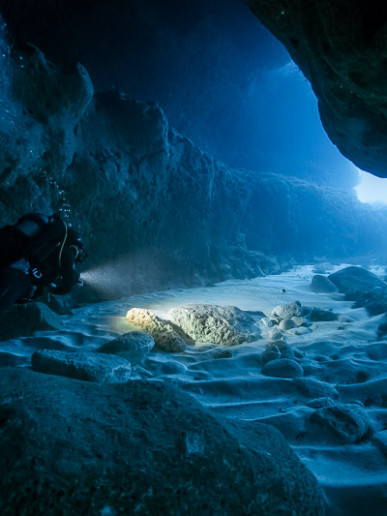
0,212 -> 86,314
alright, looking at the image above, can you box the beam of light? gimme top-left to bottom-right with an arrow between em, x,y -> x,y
354,168 -> 387,205
80,264 -> 134,300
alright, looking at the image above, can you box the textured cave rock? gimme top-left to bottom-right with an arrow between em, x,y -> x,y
249,0 -> 387,177
0,0 -> 358,186
0,368 -> 325,514
1,33 -> 387,299
169,304 -> 261,346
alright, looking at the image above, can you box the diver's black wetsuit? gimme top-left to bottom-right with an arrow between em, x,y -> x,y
0,213 -> 85,314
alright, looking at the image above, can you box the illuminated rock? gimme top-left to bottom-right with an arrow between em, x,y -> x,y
169,304 -> 261,346
125,308 -> 194,352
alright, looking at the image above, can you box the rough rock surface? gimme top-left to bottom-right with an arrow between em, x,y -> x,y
272,301 -> 303,321
0,368 -> 324,515
97,331 -> 155,364
1,31 -> 387,300
310,403 -> 370,444
249,0 -> 387,177
311,274 -> 338,294
169,304 -> 261,346
328,267 -> 387,296
31,349 -> 132,383
125,308 -> 194,352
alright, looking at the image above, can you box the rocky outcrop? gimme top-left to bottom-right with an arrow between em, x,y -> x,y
0,368 -> 325,514
249,0 -> 387,177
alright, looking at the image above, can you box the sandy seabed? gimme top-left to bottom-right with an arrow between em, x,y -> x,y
2,265 -> 387,515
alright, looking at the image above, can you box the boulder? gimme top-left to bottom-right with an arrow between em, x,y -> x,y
0,368 -> 324,515
169,304 -> 260,346
262,341 -> 295,365
310,403 -> 370,444
31,349 -> 132,383
261,345 -> 281,365
328,267 -> 387,296
262,358 -> 304,378
125,308 -> 194,352
279,318 -> 296,331
272,301 -> 302,321
97,331 -> 155,364
310,275 -> 338,293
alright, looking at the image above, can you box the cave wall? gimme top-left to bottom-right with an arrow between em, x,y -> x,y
249,0 -> 387,178
0,0 -> 357,187
1,35 -> 387,298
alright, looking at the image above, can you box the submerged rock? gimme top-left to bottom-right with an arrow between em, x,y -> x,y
125,308 -> 193,352
0,368 -> 325,515
267,329 -> 284,341
262,341 -> 295,365
278,318 -> 296,331
310,403 -> 370,444
272,301 -> 303,322
262,358 -> 304,378
328,267 -> 387,296
97,331 -> 155,364
311,275 -> 339,293
31,349 -> 132,383
261,345 -> 281,365
169,304 -> 261,346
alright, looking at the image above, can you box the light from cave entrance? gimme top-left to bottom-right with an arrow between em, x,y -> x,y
354,168 -> 387,205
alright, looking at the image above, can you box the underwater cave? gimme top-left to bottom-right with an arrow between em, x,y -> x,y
0,0 -> 386,514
